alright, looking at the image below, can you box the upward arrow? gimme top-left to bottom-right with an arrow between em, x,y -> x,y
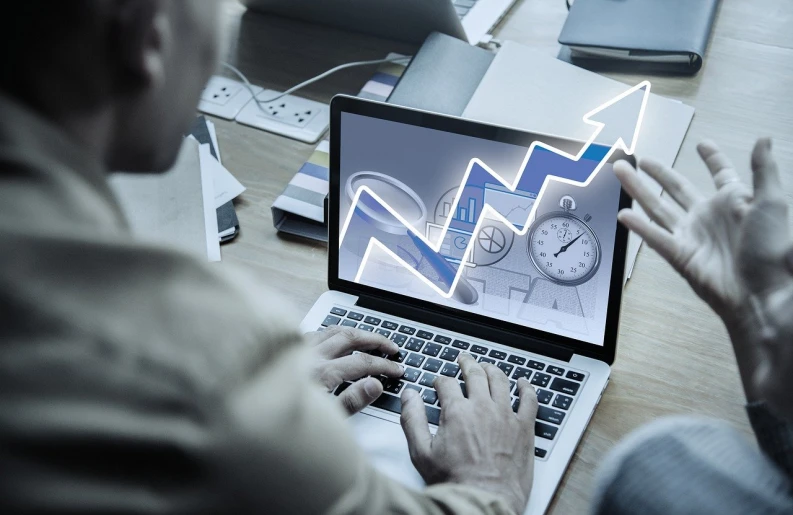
341,80 -> 652,301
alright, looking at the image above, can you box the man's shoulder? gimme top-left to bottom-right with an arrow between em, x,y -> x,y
0,227 -> 304,397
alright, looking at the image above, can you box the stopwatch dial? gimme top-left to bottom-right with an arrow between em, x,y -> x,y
530,215 -> 598,284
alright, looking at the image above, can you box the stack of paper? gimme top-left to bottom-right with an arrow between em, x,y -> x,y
109,126 -> 245,262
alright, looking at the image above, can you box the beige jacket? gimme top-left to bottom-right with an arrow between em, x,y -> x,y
0,94 -> 514,515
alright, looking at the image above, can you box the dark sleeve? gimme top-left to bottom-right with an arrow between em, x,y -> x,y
746,401 -> 793,478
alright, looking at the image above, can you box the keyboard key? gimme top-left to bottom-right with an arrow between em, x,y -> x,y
440,347 -> 460,362
531,372 -> 551,388
440,362 -> 460,378
497,362 -> 514,376
425,405 -> 441,425
422,342 -> 442,357
389,350 -> 407,363
375,328 -> 391,338
405,338 -> 424,352
322,315 -> 341,326
402,367 -> 421,382
535,422 -> 558,440
399,325 -> 416,335
358,324 -> 374,332
340,320 -> 357,328
391,334 -> 407,346
512,398 -> 520,412
417,330 -> 434,340
547,366 -> 565,376
330,307 -> 347,316
459,382 -> 468,398
512,367 -> 533,381
372,392 -> 401,414
566,371 -> 585,382
528,360 -> 545,371
364,316 -> 381,326
422,389 -> 438,405
382,321 -> 399,330
405,353 -> 425,368
434,335 -> 452,344
422,358 -> 443,373
550,377 -> 580,396
508,355 -> 526,366
553,394 -> 573,410
405,384 -> 421,393
534,447 -> 547,458
347,312 -> 364,321
471,344 -> 488,355
334,382 -> 351,396
479,357 -> 496,365
452,339 -> 470,350
537,406 -> 566,425
510,380 -> 516,392
536,389 -> 553,404
489,349 -> 507,360
383,379 -> 404,395
419,373 -> 437,388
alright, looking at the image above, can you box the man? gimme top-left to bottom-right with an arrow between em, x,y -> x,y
0,2 -> 538,514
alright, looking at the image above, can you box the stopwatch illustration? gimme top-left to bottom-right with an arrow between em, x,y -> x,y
527,195 -> 601,286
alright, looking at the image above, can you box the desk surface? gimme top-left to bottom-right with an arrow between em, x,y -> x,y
213,1 -> 793,513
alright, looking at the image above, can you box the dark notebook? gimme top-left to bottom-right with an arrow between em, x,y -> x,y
558,0 -> 720,75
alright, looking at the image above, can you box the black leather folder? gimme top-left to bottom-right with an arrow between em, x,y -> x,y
557,0 -> 720,75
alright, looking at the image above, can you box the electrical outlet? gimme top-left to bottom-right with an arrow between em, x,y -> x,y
198,76 -> 262,120
235,89 -> 329,144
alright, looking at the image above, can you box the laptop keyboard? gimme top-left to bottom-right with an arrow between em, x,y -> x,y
321,306 -> 588,460
453,0 -> 478,19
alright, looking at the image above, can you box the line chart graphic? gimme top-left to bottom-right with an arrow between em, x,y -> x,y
340,81 -> 651,300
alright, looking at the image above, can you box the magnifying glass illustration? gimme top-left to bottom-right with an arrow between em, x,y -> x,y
346,171 -> 479,305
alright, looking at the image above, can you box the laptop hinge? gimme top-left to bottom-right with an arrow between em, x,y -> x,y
355,294 -> 575,362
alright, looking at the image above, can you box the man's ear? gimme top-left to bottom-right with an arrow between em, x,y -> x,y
111,0 -> 170,92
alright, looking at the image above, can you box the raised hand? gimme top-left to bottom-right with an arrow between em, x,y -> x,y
614,138 -> 793,411
306,326 -> 404,415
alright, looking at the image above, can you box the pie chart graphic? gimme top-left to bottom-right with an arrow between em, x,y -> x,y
478,226 -> 506,253
472,224 -> 513,267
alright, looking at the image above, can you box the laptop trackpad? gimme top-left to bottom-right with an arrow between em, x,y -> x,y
350,411 -> 426,491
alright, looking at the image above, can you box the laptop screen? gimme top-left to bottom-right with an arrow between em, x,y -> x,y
336,110 -> 626,348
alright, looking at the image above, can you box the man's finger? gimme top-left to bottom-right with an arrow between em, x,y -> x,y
751,138 -> 783,202
617,209 -> 682,270
482,363 -> 511,406
434,375 -> 463,405
339,377 -> 383,415
697,140 -> 740,190
614,160 -> 680,231
322,327 -> 399,358
638,158 -> 703,210
400,388 -> 432,465
457,353 -> 489,400
332,353 -> 404,381
516,379 -> 539,424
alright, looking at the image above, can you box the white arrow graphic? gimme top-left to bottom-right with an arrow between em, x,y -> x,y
340,80 -> 651,300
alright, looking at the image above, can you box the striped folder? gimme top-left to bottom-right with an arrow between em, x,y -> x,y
271,55 -> 409,242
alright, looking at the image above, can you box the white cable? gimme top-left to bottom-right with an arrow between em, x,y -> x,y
221,56 -> 412,111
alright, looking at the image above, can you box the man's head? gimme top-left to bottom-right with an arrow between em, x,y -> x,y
1,0 -> 222,172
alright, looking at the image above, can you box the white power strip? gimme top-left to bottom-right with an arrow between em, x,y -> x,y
197,76 -> 329,144
235,89 -> 329,144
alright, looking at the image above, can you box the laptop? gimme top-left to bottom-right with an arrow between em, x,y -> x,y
241,0 -> 518,45
299,96 -> 632,515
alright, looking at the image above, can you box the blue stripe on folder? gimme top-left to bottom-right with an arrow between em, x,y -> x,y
298,161 -> 329,181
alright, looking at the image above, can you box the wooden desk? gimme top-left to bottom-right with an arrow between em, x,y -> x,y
213,1 -> 793,513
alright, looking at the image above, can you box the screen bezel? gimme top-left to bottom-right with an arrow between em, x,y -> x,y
328,95 -> 633,365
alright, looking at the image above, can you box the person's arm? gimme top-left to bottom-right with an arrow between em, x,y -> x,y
613,138 -> 793,471
746,402 -> 793,478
